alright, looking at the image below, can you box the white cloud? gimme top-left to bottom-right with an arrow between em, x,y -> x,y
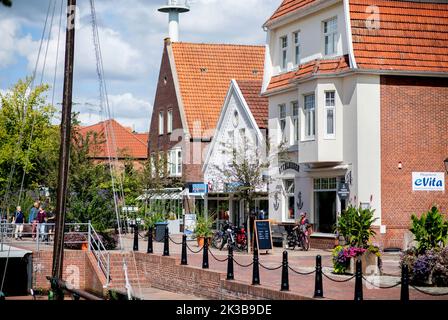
73,92 -> 152,132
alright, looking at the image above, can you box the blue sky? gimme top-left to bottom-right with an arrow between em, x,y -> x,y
0,0 -> 280,132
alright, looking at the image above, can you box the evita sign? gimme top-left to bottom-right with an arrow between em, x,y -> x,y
412,172 -> 445,191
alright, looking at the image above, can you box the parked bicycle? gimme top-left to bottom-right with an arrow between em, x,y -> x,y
212,222 -> 247,252
287,223 -> 311,251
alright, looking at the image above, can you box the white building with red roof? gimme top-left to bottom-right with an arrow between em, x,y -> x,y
202,80 -> 269,226
262,0 -> 448,249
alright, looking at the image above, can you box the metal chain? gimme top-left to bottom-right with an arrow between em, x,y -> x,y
362,276 -> 401,289
208,248 -> 228,263
233,259 -> 254,268
168,236 -> 183,245
259,262 -> 282,271
322,273 -> 356,283
411,285 -> 448,296
186,244 -> 204,254
288,266 -> 316,276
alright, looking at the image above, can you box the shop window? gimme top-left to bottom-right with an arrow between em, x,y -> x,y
284,179 -> 295,220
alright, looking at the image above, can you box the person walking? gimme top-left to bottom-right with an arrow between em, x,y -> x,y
13,206 -> 25,240
37,206 -> 47,241
29,202 -> 39,240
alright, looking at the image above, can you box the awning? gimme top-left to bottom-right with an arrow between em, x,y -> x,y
0,245 -> 32,258
136,188 -> 188,201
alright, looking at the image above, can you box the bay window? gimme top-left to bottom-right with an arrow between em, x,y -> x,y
325,91 -> 336,138
304,94 -> 315,139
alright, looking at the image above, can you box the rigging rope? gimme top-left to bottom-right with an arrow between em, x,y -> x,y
89,0 -> 142,300
1,0 -> 56,295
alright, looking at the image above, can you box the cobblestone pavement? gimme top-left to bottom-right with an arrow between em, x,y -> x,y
121,233 -> 448,300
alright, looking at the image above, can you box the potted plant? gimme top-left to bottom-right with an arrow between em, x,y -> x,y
333,205 -> 381,275
195,216 -> 213,247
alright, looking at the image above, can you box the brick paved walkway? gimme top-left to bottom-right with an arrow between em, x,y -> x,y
122,234 -> 448,300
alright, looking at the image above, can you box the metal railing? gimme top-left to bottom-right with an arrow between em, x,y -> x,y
0,220 -> 110,286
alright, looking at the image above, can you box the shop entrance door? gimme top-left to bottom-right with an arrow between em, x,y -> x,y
314,178 -> 337,233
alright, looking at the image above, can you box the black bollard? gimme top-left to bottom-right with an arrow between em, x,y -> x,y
281,251 -> 289,291
133,224 -> 139,251
147,227 -> 153,254
181,234 -> 188,265
202,238 -> 209,269
227,245 -> 234,280
401,264 -> 409,302
252,245 -> 260,285
314,255 -> 324,298
163,226 -> 169,256
354,259 -> 363,301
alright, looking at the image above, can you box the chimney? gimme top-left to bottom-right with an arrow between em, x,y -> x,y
158,0 -> 190,42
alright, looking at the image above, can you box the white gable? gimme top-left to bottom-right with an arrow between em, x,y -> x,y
203,80 -> 265,193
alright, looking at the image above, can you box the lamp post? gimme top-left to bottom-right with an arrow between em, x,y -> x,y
444,158 -> 448,175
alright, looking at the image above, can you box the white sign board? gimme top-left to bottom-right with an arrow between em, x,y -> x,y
184,214 -> 197,240
412,172 -> 445,191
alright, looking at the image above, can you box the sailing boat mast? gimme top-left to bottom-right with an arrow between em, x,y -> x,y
51,0 -> 76,298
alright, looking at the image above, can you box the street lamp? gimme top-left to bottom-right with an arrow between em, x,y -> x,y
444,158 -> 448,175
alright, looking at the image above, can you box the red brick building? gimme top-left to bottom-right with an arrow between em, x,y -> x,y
262,0 -> 448,249
78,119 -> 148,171
148,38 -> 265,212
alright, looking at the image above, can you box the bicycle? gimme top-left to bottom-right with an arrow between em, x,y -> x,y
287,224 -> 311,251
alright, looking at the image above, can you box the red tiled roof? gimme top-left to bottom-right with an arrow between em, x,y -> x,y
78,119 -> 148,159
236,80 -> 268,129
171,42 -> 265,136
266,55 -> 350,93
350,0 -> 448,73
266,0 -> 320,25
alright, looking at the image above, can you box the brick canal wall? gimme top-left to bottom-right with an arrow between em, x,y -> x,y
32,250 -> 105,295
133,252 -> 311,300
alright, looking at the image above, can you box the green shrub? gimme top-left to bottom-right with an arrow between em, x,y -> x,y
195,216 -> 213,238
336,205 -> 377,248
410,206 -> 448,254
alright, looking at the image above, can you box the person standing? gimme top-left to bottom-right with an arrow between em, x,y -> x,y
37,206 -> 47,241
29,202 -> 39,240
13,206 -> 25,240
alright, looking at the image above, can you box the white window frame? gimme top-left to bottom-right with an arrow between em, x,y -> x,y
279,104 -> 287,142
323,17 -> 338,56
292,101 -> 299,144
284,179 -> 295,220
158,111 -> 164,135
168,148 -> 182,177
167,109 -> 173,134
280,35 -> 288,70
293,31 -> 300,66
324,91 -> 336,139
303,94 -> 315,140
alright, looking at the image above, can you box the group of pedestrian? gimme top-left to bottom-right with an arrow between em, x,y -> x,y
11,201 -> 54,241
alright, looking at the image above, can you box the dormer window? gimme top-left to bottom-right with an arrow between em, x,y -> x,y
324,17 -> 338,55
280,36 -> 288,70
293,31 -> 300,66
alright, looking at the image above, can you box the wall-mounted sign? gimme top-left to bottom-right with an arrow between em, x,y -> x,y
412,172 -> 445,192
190,183 -> 208,194
337,183 -> 350,200
279,162 -> 300,174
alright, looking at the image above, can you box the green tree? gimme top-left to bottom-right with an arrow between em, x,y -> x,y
0,78 -> 58,215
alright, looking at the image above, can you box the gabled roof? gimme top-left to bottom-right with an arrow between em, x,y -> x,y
78,119 -> 148,159
265,0 -> 321,26
265,55 -> 350,94
350,0 -> 448,73
236,80 -> 268,129
170,42 -> 265,136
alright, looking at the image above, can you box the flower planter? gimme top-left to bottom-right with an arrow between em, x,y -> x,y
348,252 -> 380,275
197,237 -> 211,248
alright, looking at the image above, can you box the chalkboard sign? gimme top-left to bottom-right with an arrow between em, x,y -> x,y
254,220 -> 273,251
